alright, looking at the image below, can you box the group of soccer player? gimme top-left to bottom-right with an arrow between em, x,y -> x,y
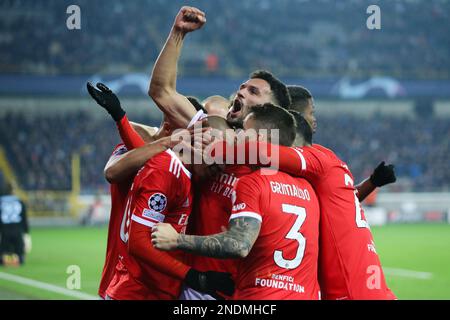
89,7 -> 398,300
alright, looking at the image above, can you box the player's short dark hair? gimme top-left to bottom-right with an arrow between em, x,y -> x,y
187,96 -> 207,114
289,110 -> 313,145
250,70 -> 291,109
287,85 -> 312,113
248,103 -> 296,147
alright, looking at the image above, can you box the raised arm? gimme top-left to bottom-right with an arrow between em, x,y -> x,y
356,161 -> 396,202
104,137 -> 172,184
103,127 -> 198,184
149,6 -> 206,128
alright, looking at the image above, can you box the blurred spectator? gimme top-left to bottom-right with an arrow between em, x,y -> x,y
205,53 -> 219,74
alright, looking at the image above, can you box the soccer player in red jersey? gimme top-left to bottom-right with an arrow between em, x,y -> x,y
106,147 -> 192,300
88,83 -> 234,300
183,164 -> 252,300
232,112 -> 397,300
98,136 -> 180,298
87,82 -> 169,299
287,85 -> 396,201
98,143 -> 134,299
152,104 -> 321,300
149,7 -> 291,130
288,113 -> 396,300
148,6 -> 293,300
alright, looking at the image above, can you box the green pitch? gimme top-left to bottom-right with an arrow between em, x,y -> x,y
0,224 -> 449,300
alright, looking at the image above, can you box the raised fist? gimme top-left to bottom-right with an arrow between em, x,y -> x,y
173,6 -> 206,34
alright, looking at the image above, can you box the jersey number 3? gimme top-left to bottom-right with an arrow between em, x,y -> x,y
274,204 -> 306,270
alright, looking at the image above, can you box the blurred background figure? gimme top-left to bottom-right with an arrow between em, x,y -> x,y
0,181 -> 31,266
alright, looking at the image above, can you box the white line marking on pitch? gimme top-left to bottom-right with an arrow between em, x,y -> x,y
0,271 -> 98,300
383,268 -> 433,280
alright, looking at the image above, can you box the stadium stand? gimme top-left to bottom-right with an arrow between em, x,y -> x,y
0,0 -> 449,79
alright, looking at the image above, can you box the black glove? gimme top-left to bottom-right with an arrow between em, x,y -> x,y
86,82 -> 126,122
184,269 -> 235,298
370,161 -> 396,187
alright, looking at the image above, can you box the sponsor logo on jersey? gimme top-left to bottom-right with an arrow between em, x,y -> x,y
147,193 -> 167,212
217,172 -> 238,187
142,209 -> 165,222
255,274 -> 305,294
232,203 -> 246,211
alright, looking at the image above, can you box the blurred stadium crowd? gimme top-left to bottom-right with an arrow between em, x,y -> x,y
0,0 -> 449,79
0,111 -> 449,193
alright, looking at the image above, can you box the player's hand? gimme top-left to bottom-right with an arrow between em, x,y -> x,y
173,6 -> 206,34
370,161 -> 396,187
169,127 -> 211,149
86,82 -> 126,122
151,223 -> 179,251
184,269 -> 235,299
166,125 -> 214,165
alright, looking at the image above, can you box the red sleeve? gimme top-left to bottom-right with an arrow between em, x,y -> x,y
230,173 -> 263,222
128,166 -> 174,227
116,115 -> 145,150
213,141 -> 328,179
128,221 -> 190,280
128,167 -> 190,280
290,146 -> 330,178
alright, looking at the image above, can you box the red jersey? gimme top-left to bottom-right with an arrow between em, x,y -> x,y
294,144 -> 395,300
230,169 -> 321,300
98,144 -> 133,299
106,149 -> 193,300
188,165 -> 252,277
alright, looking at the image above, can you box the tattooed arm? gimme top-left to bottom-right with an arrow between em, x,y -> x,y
151,217 -> 261,259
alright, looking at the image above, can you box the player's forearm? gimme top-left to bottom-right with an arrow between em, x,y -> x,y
149,29 -> 197,128
177,233 -> 246,259
149,29 -> 185,97
355,178 -> 376,202
177,217 -> 261,259
104,138 -> 171,184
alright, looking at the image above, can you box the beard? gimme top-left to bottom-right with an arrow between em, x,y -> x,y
226,112 -> 244,129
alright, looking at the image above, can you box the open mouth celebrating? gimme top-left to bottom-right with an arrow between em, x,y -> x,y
229,98 -> 243,118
